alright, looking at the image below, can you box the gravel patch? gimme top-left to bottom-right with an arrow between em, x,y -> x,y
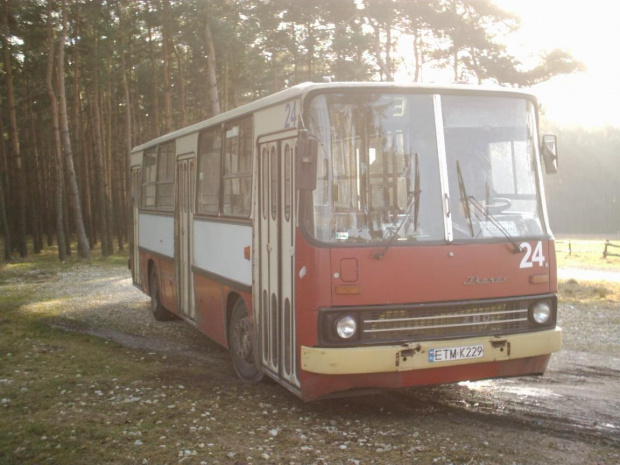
23,266 -> 222,362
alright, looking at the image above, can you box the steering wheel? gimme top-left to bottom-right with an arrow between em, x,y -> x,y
484,197 -> 512,214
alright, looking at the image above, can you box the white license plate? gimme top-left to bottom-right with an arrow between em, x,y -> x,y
428,344 -> 484,363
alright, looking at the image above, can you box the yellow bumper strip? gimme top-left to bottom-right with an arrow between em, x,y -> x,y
301,328 -> 562,375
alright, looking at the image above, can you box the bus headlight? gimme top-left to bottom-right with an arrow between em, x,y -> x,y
530,301 -> 551,325
335,315 -> 357,339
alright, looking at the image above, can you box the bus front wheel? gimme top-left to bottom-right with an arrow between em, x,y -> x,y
149,267 -> 174,321
229,299 -> 264,383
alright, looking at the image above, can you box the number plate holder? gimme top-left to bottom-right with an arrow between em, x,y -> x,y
428,344 -> 484,363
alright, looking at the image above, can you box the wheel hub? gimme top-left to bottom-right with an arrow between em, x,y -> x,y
235,317 -> 253,361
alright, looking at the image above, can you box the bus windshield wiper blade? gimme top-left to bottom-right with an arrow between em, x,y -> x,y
456,161 -> 474,237
412,152 -> 421,232
467,197 -> 523,253
456,160 -> 523,253
373,153 -> 421,260
456,161 -> 522,253
372,191 -> 415,260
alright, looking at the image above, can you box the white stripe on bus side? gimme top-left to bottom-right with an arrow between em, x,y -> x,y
193,220 -> 252,286
139,214 -> 175,258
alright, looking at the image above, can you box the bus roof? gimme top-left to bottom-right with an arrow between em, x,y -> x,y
130,81 -> 536,154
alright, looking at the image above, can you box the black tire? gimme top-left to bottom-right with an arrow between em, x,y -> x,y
149,267 -> 174,321
229,299 -> 264,383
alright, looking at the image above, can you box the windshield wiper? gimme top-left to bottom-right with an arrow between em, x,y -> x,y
412,152 -> 421,232
456,161 -> 474,237
372,152 -> 421,260
455,160 -> 523,254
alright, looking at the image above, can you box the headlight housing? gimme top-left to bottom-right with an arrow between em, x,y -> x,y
335,315 -> 357,339
530,301 -> 552,325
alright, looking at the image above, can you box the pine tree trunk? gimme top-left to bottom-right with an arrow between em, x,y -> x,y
92,86 -> 109,257
63,182 -> 71,256
385,24 -> 393,81
58,0 -> 90,258
146,16 -> 161,137
72,0 -> 92,247
81,106 -> 95,248
413,32 -> 421,82
173,45 -> 187,126
2,0 -> 27,258
0,175 -> 10,261
161,0 -> 173,133
204,7 -> 221,116
120,1 -> 132,250
371,23 -> 390,82
45,0 -> 67,261
307,23 -> 314,80
453,49 -> 459,81
0,93 -> 11,261
39,129 -> 54,247
26,80 -> 42,254
104,78 -> 114,255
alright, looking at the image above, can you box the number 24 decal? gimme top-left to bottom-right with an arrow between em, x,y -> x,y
284,101 -> 297,129
519,241 -> 545,268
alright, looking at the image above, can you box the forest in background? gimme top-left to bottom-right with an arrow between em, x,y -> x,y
543,124 -> 620,238
2,0 -> 613,263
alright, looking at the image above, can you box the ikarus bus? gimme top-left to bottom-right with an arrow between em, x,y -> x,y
129,82 -> 562,401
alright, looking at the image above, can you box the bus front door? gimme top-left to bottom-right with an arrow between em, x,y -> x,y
175,156 -> 196,320
258,137 -> 299,388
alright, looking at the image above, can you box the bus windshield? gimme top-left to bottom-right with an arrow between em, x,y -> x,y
304,91 -> 546,245
443,95 -> 544,240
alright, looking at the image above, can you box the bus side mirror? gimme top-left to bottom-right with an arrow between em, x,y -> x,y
296,132 -> 318,191
541,134 -> 558,174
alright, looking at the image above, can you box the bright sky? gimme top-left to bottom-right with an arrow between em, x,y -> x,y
493,0 -> 620,128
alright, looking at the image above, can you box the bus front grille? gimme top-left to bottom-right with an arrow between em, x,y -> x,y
360,301 -> 529,344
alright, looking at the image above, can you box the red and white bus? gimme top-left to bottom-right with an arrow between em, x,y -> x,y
129,82 -> 562,401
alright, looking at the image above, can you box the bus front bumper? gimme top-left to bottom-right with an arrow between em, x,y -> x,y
301,328 -> 562,375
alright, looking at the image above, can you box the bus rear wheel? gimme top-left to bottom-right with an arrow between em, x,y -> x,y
149,267 -> 174,321
229,299 -> 264,383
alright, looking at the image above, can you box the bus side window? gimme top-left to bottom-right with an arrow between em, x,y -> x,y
141,148 -> 157,208
156,142 -> 175,210
222,117 -> 253,217
140,142 -> 175,211
197,127 -> 222,215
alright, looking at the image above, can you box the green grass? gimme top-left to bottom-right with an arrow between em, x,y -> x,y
555,239 -> 620,303
0,240 -> 127,284
0,322 -> 179,464
558,279 -> 620,303
555,239 -> 620,271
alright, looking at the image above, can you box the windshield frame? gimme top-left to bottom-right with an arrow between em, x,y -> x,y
300,86 -> 552,248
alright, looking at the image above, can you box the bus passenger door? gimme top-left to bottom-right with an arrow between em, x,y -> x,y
131,167 -> 141,286
175,156 -> 196,320
258,137 -> 299,388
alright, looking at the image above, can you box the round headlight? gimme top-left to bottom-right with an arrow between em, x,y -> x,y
335,315 -> 357,339
531,301 -> 551,325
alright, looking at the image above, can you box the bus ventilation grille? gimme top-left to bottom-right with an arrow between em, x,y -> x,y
361,301 -> 529,343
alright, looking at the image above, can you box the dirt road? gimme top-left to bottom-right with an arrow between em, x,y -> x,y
44,266 -> 620,464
